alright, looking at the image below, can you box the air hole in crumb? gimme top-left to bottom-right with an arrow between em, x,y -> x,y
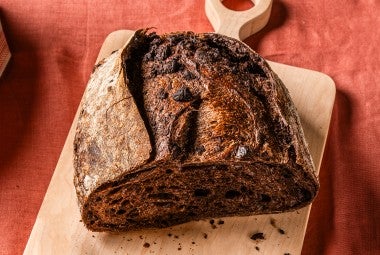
240,186 -> 248,193
194,189 -> 210,197
116,209 -> 126,215
225,190 -> 241,199
166,169 -> 173,174
109,198 -> 122,205
282,170 -> 293,178
148,192 -> 175,200
121,200 -> 130,207
108,187 -> 122,196
261,194 -> 271,202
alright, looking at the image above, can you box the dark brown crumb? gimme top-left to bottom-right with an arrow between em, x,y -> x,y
79,220 -> 83,222
255,246 -> 260,251
178,247 -> 182,250
209,219 -> 215,224
271,218 -> 286,235
284,253 -> 291,255
250,232 -> 265,241
217,219 -> 224,225
203,233 -> 208,239
139,235 -> 143,240
153,241 -> 157,244
174,235 -> 179,239
211,224 -> 217,229
270,218 -> 277,227
143,242 -> 150,248
191,241 -> 195,244
92,235 -> 95,238
168,233 -> 172,237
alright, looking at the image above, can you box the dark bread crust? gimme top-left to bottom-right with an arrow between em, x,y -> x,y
74,30 -> 318,232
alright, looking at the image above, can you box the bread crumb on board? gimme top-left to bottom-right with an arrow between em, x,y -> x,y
250,232 -> 265,241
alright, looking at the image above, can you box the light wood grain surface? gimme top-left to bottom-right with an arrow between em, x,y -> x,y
0,19 -> 11,77
24,29 -> 335,255
205,0 -> 273,40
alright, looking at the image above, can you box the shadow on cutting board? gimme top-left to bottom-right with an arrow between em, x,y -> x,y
304,90 -> 380,254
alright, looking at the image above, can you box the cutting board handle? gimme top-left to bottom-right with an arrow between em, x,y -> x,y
205,0 -> 272,40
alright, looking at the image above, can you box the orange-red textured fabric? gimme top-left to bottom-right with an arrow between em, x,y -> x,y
0,1 -> 379,254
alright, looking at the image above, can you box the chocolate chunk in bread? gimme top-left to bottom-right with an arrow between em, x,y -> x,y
73,29 -> 319,232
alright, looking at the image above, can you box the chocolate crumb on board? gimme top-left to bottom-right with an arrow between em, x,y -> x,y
139,235 -> 143,240
250,232 -> 265,241
209,219 -> 215,224
178,247 -> 182,250
143,242 -> 150,248
270,218 -> 277,227
203,233 -> 208,239
168,233 -> 172,237
270,217 -> 286,234
284,253 -> 291,255
217,219 -> 224,225
174,235 -> 179,239
255,246 -> 260,251
192,241 -> 196,244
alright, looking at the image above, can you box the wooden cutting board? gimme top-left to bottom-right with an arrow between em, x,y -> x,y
24,30 -> 335,255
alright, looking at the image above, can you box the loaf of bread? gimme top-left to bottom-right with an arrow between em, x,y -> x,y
73,29 -> 319,232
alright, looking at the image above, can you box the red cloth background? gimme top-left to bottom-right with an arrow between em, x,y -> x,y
0,0 -> 379,254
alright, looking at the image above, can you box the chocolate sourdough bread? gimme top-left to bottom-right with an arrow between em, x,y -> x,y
74,30 -> 319,232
